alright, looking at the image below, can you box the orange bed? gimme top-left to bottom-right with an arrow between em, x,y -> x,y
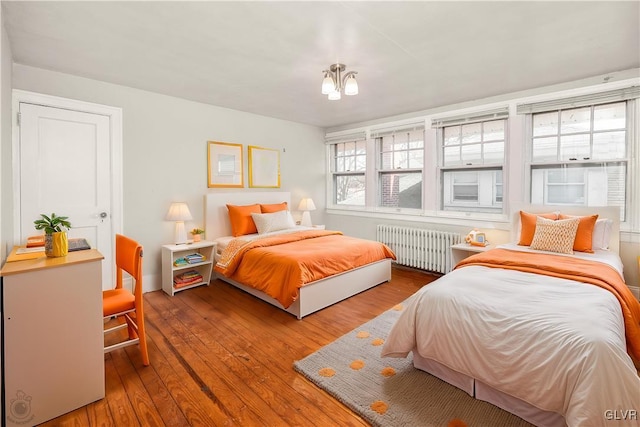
215,229 -> 396,310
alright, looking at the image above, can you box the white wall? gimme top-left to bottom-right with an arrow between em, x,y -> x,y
1,8 -> 13,264
11,64 -> 326,290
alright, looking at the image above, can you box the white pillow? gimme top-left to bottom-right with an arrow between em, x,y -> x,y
592,218 -> 613,250
251,210 -> 296,235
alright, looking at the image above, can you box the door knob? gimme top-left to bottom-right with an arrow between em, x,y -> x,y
100,212 -> 108,218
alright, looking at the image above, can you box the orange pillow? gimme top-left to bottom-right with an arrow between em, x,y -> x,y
558,214 -> 598,253
260,202 -> 288,213
226,204 -> 261,237
518,211 -> 558,246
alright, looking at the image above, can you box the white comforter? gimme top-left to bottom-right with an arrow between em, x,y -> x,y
381,251 -> 640,427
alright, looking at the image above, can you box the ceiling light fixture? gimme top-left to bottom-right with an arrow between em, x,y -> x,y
321,63 -> 358,100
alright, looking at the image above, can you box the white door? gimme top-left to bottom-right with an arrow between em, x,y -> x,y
18,102 -> 114,288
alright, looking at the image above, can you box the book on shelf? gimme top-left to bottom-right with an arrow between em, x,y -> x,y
173,257 -> 188,267
173,270 -> 203,287
184,253 -> 206,264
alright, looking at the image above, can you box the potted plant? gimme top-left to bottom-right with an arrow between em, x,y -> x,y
191,228 -> 205,242
34,213 -> 72,257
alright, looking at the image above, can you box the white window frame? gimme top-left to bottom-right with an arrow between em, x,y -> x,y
327,132 -> 367,207
519,88 -> 640,226
434,109 -> 508,214
374,125 -> 425,211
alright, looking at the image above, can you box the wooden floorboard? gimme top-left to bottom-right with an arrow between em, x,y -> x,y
38,265 -> 437,426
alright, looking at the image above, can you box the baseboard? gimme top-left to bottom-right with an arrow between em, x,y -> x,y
629,285 -> 640,301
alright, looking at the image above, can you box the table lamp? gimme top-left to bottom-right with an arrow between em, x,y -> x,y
298,198 -> 316,227
166,202 -> 193,244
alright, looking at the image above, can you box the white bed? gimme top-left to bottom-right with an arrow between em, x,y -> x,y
204,192 -> 392,319
382,205 -> 640,427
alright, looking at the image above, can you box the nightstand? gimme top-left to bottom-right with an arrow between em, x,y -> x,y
451,242 -> 493,266
162,241 -> 216,296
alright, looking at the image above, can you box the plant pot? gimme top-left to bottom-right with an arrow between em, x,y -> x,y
45,232 -> 69,257
192,234 -> 201,242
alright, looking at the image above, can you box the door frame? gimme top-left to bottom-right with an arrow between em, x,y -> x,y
11,89 -> 123,270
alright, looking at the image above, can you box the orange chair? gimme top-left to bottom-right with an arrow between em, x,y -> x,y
103,234 -> 149,366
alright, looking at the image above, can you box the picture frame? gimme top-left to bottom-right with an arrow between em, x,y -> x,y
248,145 -> 280,188
207,141 -> 244,188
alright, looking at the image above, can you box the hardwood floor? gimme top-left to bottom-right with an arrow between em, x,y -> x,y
40,266 -> 438,427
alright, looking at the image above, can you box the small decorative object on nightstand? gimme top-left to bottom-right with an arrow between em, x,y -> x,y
162,241 -> 216,296
191,228 -> 205,242
450,242 -> 493,268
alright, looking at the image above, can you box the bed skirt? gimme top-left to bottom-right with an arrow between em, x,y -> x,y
412,353 -> 566,427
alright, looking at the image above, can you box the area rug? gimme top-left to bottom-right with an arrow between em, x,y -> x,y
294,303 -> 534,427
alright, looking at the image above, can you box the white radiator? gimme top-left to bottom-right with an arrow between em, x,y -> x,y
376,225 -> 463,274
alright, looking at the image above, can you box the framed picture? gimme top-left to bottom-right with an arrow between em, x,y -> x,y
207,141 -> 243,188
248,145 -> 280,188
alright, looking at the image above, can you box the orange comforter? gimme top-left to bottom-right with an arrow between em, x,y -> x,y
215,229 -> 396,308
456,248 -> 640,360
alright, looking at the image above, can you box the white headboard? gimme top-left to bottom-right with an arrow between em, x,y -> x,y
510,204 -> 620,254
204,192 -> 291,240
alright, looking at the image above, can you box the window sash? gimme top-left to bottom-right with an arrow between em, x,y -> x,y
441,167 -> 503,212
531,102 -> 627,163
333,173 -> 366,206
441,119 -> 506,167
378,171 -> 423,209
530,162 -> 626,220
332,140 -> 367,173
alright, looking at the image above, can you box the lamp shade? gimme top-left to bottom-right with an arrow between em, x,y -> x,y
328,90 -> 341,101
298,198 -> 316,211
321,74 -> 335,95
344,74 -> 359,96
165,202 -> 193,221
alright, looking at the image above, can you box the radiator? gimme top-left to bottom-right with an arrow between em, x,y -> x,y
376,225 -> 463,274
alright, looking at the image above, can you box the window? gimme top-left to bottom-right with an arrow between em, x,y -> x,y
375,127 -> 424,209
330,138 -> 366,206
529,102 -> 628,219
435,110 -> 508,214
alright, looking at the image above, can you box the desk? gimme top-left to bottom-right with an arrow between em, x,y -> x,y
1,249 -> 105,426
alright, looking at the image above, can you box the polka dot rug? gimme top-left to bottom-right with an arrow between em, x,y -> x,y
293,303 -> 534,427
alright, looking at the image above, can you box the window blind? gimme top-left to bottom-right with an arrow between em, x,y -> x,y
370,122 -> 425,138
516,86 -> 640,114
431,107 -> 509,128
325,131 -> 366,144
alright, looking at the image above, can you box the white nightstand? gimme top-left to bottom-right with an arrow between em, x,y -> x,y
161,241 -> 216,296
451,242 -> 494,266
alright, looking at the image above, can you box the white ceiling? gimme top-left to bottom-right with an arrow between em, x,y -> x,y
2,1 -> 639,128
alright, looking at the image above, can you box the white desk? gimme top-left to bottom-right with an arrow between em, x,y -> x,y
1,249 -> 105,426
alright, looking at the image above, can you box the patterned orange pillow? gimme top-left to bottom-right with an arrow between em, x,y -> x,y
226,204 -> 261,236
558,214 -> 598,253
518,211 -> 559,246
260,202 -> 288,213
530,217 -> 580,254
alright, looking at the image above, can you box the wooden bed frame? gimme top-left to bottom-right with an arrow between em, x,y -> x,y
414,204 -> 622,427
204,192 -> 392,319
